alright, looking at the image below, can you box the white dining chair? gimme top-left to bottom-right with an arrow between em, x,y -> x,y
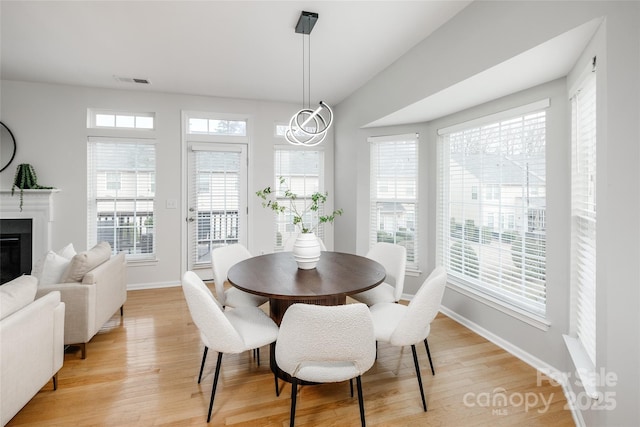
351,242 -> 407,306
282,235 -> 327,251
368,266 -> 447,412
181,271 -> 279,423
211,243 -> 268,308
275,303 -> 376,427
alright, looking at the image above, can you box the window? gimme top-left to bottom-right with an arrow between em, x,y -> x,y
189,144 -> 245,265
87,138 -> 156,260
88,109 -> 155,130
188,117 -> 247,136
273,148 -> 324,250
568,64 -> 597,368
437,100 -> 548,317
369,134 -> 418,270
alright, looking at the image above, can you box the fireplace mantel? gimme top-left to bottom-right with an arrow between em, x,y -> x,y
0,189 -> 60,266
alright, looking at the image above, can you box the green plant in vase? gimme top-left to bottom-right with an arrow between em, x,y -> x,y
256,177 -> 343,235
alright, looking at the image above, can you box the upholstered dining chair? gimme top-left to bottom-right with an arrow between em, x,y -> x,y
181,271 -> 279,423
368,266 -> 447,412
276,303 -> 376,427
351,242 -> 407,306
283,235 -> 327,252
211,243 -> 268,308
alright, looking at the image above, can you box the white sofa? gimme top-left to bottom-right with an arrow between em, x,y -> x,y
0,275 -> 65,427
35,244 -> 127,359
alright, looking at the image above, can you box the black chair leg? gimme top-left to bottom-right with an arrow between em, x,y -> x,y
53,373 -> 58,390
207,352 -> 223,423
350,378 -> 354,397
257,347 -> 260,366
274,372 -> 280,397
120,305 -> 124,316
356,376 -> 366,427
424,338 -> 435,375
198,347 -> 209,384
289,378 -> 298,427
411,344 -> 427,412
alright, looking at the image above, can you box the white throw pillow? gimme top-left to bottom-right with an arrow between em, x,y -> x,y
35,251 -> 71,285
57,242 -> 76,260
0,275 -> 38,320
31,243 -> 76,279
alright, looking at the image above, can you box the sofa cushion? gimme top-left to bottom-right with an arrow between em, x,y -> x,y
61,242 -> 112,283
0,275 -> 38,320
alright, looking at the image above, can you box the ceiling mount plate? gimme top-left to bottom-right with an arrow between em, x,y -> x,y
295,11 -> 318,35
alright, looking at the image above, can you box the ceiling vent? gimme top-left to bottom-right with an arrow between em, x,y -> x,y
113,76 -> 151,85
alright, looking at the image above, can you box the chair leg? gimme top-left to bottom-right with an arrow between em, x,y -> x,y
120,305 -> 124,316
350,378 -> 354,397
52,373 -> 58,390
274,372 -> 280,397
206,352 -> 223,423
257,347 -> 260,366
356,376 -> 366,427
80,343 -> 86,359
411,345 -> 427,412
198,347 -> 209,384
424,338 -> 435,375
289,378 -> 298,427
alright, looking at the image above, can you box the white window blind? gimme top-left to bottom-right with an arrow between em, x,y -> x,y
273,148 -> 324,250
87,138 -> 156,260
570,69 -> 597,366
189,144 -> 244,265
369,134 -> 418,270
437,102 -> 547,316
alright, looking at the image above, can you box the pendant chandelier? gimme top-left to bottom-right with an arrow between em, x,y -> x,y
285,11 -> 333,147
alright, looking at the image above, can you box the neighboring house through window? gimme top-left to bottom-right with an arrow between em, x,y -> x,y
87,137 -> 156,260
273,148 -> 324,250
436,100 -> 548,318
369,133 -> 419,270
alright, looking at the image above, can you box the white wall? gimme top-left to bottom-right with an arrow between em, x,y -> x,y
334,1 -> 639,425
0,80 -> 335,287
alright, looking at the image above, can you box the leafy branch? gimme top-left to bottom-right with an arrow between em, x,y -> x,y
256,177 -> 343,234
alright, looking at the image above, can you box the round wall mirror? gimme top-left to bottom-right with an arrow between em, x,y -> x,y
0,121 -> 17,173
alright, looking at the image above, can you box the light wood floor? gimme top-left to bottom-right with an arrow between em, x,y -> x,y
8,286 -> 575,426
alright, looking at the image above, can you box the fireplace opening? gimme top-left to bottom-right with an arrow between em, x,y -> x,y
0,219 -> 33,284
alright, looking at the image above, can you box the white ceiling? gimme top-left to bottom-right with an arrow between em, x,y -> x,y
1,1 -> 601,127
0,0 -> 471,108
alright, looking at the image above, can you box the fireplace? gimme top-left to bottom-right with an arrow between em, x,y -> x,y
0,189 -> 59,284
0,218 -> 33,283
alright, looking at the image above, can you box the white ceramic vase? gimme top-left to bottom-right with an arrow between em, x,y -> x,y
292,232 -> 321,269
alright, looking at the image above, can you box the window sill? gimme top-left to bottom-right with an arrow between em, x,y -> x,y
405,268 -> 421,277
447,280 -> 551,331
125,257 -> 159,267
563,335 -> 599,399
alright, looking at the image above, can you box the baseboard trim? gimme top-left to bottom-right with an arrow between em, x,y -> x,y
439,304 -> 584,427
127,281 -> 180,291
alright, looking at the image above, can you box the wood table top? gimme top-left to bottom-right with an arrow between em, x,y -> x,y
227,251 -> 386,301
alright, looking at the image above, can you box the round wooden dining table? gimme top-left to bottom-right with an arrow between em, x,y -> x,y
227,251 -> 386,325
